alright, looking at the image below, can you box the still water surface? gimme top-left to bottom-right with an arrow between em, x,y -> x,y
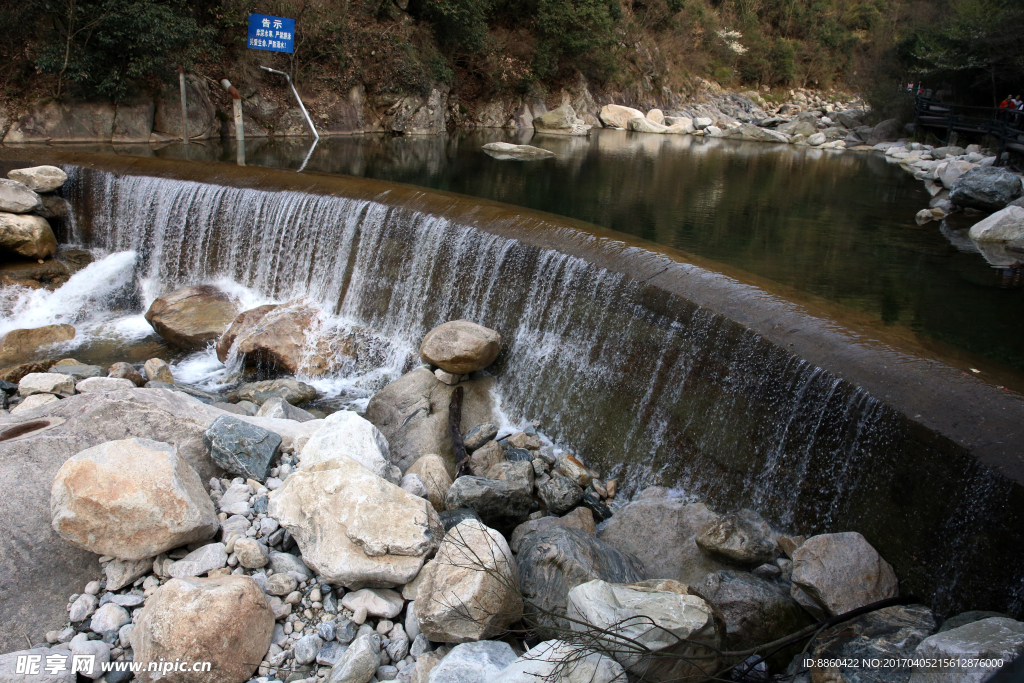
91,129 -> 1024,375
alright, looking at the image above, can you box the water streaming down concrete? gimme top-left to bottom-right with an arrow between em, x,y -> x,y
41,153 -> 1024,617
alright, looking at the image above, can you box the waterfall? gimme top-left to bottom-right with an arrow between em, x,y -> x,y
60,164 -> 1024,618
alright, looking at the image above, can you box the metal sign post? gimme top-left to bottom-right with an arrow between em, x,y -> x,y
258,66 -> 319,142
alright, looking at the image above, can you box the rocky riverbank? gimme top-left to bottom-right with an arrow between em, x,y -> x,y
2,291 -> 1024,682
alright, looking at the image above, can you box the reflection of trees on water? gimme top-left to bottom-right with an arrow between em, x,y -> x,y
100,129 -> 1024,373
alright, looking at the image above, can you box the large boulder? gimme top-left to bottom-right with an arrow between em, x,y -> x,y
144,285 -> 241,351
778,112 -> 818,137
0,388 -> 243,651
0,213 -> 57,259
791,532 -> 898,616
50,437 -> 219,560
0,178 -> 42,213
8,165 -> 67,193
517,525 -> 646,631
444,475 -> 533,529
299,409 -> 395,481
969,205 -> 1024,242
598,490 -> 731,584
426,640 -> 518,683
416,519 -> 523,643
492,639 -> 625,683
364,366 -> 497,474
627,117 -> 669,133
131,576 -> 274,683
203,414 -> 282,480
420,320 -> 502,374
534,105 -> 591,136
268,455 -> 442,588
217,301 -> 360,376
598,104 -> 645,128
694,509 -> 779,566
950,167 -> 1024,212
722,122 -> 789,143
0,324 -> 75,365
911,617 -> 1024,682
567,579 -> 721,681
689,570 -> 815,650
865,118 -> 903,145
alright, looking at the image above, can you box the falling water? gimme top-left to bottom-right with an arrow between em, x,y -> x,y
59,165 -> 1024,617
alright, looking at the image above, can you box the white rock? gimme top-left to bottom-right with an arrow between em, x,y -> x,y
10,392 -> 60,414
400,473 -> 429,499
166,542 -> 228,578
492,639 -> 625,683
427,640 -> 518,683
8,165 -> 68,193
234,537 -> 269,568
69,593 -> 98,622
598,104 -> 645,129
0,648 -> 73,681
74,376 -> 138,393
968,206 -> 1024,242
807,132 -> 826,146
256,396 -> 317,422
69,639 -> 109,679
268,456 -> 442,588
910,617 -> 1024,683
18,372 -> 75,397
694,117 -> 713,129
90,603 -> 130,635
299,410 -> 395,481
342,588 -> 405,619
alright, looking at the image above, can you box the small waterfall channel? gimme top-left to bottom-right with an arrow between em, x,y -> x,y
50,155 -> 1024,618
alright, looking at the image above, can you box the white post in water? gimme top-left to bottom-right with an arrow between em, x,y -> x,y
178,65 -> 189,146
221,79 -> 245,166
259,65 -> 319,141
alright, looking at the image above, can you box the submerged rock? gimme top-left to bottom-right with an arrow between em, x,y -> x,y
144,285 -> 241,351
50,437 -> 219,560
482,142 -> 555,159
791,532 -> 898,616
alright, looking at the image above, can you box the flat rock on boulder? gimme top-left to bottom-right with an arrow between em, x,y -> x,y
299,409 -> 394,481
517,525 -> 646,632
8,165 -> 67,193
365,366 -> 496,473
416,519 -> 523,643
950,167 -> 1023,212
792,532 -> 898,616
0,324 -> 75,365
599,491 -> 731,585
131,575 -> 274,683
74,376 -> 137,393
420,320 -> 502,374
203,414 -> 282,480
144,285 -> 241,351
0,213 -> 57,259
268,455 -> 443,588
567,579 -> 721,681
695,508 -> 779,566
50,437 -> 219,560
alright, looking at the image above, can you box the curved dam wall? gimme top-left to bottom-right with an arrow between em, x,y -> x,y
34,152 -> 1024,617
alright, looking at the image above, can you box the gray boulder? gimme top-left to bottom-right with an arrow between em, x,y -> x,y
598,490 -> 730,585
444,475 -> 532,528
203,414 -> 282,480
791,532 -> 898,616
463,422 -> 498,451
328,633 -> 380,683
8,165 -> 67,193
968,205 -> 1024,242
537,476 -> 584,514
0,178 -> 42,213
865,118 -> 903,145
232,378 -> 317,405
533,105 -> 591,136
0,648 -> 73,682
950,167 -> 1023,211
689,570 -> 815,650
911,617 -> 1024,682
695,509 -> 779,566
256,396 -> 317,422
517,525 -> 646,632
427,640 -> 518,683
144,285 -> 241,352
420,320 -> 502,374
939,611 -> 1011,633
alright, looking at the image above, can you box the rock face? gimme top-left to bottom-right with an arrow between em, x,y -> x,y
144,285 -> 241,351
8,165 -> 67,193
299,409 -> 394,481
364,367 -> 497,473
444,475 -> 533,528
968,205 -> 1024,242
131,576 -> 274,683
534,105 -> 591,136
203,414 -> 282,480
268,456 -> 442,588
911,617 -> 1024,682
599,104 -> 645,128
0,324 -> 75,365
420,320 -> 502,374
599,492 -> 730,585
567,579 -> 721,681
695,509 -> 779,566
0,213 -> 57,259
517,525 -> 646,631
0,178 -> 42,213
791,532 -> 898,616
482,142 -> 555,159
492,639 -> 625,683
689,570 -> 814,650
50,437 -> 219,560
950,167 -> 1024,211
427,640 -> 518,683
416,519 -> 523,643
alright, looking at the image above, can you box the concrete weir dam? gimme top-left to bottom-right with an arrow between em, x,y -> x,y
15,152 -> 1024,619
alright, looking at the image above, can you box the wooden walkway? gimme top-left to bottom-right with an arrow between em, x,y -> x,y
914,96 -> 1024,166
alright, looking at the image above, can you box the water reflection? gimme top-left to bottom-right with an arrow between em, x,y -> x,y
22,129 -> 1024,373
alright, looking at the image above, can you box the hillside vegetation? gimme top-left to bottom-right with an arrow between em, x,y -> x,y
0,0 -> 1017,115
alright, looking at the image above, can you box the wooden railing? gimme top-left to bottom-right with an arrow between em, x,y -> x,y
914,96 -> 1024,166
